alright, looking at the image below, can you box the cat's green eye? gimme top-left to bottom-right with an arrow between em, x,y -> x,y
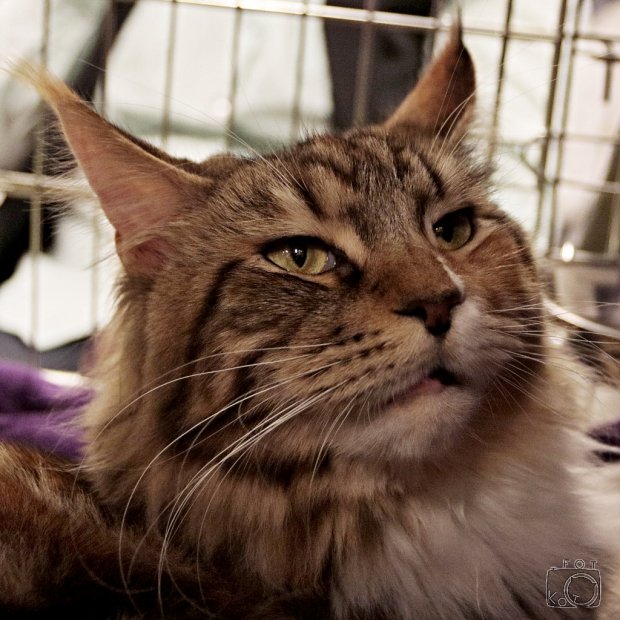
432,210 -> 473,250
264,238 -> 337,275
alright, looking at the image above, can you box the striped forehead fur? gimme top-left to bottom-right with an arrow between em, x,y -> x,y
256,129 -> 490,237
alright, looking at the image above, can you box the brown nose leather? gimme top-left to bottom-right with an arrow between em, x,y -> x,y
396,291 -> 464,337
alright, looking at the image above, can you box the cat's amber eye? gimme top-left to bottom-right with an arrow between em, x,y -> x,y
264,237 -> 337,275
432,209 -> 474,250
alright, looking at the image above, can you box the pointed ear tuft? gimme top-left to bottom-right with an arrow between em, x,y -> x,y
11,62 -> 210,276
384,22 -> 475,138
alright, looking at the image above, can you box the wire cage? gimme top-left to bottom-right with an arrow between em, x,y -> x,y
0,0 -> 618,369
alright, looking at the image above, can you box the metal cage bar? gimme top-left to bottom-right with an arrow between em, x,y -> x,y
290,0 -> 309,140
27,0 -> 52,359
225,4 -> 243,149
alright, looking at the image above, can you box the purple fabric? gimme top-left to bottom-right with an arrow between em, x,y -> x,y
0,360 -> 90,460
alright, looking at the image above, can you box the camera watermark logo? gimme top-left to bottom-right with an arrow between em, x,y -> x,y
546,560 -> 601,608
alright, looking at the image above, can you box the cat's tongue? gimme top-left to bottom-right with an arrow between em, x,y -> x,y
398,368 -> 457,402
408,376 -> 444,396
386,367 -> 458,409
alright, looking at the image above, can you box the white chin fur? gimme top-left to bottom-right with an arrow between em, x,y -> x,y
336,387 -> 480,461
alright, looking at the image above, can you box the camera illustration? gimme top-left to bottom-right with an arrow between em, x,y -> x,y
546,559 -> 601,608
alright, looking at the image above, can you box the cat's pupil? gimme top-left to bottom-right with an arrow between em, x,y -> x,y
435,223 -> 453,242
291,245 -> 307,267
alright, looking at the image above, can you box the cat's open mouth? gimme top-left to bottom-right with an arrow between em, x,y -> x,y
385,367 -> 460,409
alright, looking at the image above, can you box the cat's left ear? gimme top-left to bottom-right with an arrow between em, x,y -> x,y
12,64 -> 210,276
384,23 -> 475,138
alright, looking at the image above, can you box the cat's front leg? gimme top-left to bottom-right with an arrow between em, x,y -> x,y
0,443 -> 221,618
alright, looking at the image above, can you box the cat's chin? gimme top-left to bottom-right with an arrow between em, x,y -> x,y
337,382 -> 480,463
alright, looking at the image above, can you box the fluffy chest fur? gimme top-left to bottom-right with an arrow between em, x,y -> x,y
334,420 -> 604,620
134,365 -> 607,619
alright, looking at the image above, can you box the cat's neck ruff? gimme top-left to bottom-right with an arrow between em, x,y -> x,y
85,336 -> 615,619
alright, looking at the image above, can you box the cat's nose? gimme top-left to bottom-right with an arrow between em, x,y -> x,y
395,291 -> 464,337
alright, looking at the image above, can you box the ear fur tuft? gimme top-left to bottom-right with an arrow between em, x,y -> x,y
384,19 -> 475,139
10,60 -> 79,111
11,62 -> 212,276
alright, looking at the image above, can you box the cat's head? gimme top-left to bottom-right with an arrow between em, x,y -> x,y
24,28 -> 542,467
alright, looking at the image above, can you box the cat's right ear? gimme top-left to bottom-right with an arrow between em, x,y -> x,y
384,23 -> 475,139
12,64 -> 210,276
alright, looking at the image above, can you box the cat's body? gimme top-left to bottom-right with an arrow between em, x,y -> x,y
1,28 -> 619,619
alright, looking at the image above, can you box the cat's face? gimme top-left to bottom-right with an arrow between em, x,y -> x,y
145,125 -> 541,464
23,29 -> 542,467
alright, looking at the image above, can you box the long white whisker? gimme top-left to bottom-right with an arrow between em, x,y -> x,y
160,380 -> 349,588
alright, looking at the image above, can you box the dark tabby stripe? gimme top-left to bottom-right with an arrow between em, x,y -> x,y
339,264 -> 363,288
218,449 -> 332,489
390,146 -> 412,183
295,151 -> 358,189
295,181 -> 325,219
169,351 -> 269,455
187,260 -> 244,352
481,211 -> 536,269
246,588 -> 330,619
412,148 -> 444,198
271,595 -> 331,620
509,587 -> 537,619
159,259 -> 243,443
250,185 -> 282,216
174,321 -> 309,455
345,133 -> 394,179
356,503 -> 384,550
193,336 -> 292,439
344,201 -> 376,244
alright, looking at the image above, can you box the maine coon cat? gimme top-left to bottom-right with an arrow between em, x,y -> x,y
1,26 -> 619,619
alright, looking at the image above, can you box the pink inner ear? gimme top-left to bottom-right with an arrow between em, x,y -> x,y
79,148 -> 187,274
59,107 -> 184,240
14,65 -> 206,275
114,230 -> 173,276
94,173 -> 181,242
47,94 -> 208,273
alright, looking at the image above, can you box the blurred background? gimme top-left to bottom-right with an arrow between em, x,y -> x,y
0,0 -> 618,374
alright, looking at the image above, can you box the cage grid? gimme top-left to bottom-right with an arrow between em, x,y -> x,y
0,0 -> 618,357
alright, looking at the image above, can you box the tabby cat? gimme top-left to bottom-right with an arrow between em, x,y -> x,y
1,26 -> 619,619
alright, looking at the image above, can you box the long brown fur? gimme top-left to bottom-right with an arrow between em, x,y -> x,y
2,29 -> 619,619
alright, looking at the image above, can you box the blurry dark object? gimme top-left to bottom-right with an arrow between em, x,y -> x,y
0,193 -> 54,285
325,0 -> 435,129
0,1 -> 134,286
